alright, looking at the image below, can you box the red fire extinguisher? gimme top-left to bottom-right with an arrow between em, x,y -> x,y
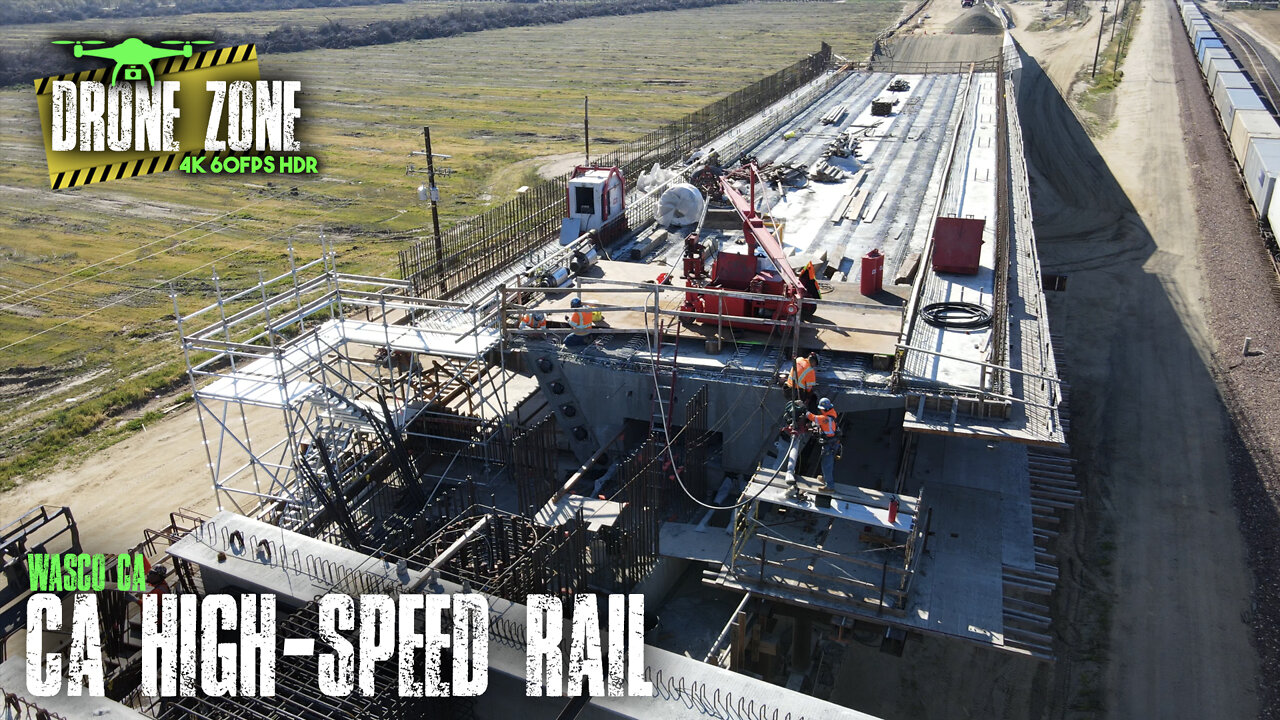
888,496 -> 900,525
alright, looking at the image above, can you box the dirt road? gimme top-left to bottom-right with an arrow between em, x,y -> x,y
3,404 -> 232,552
1014,0 -> 1261,716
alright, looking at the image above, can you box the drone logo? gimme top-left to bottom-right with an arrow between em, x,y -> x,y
51,38 -> 215,86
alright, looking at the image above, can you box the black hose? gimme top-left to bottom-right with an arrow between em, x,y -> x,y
920,301 -> 992,330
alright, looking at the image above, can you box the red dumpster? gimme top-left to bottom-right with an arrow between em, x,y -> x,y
860,249 -> 884,296
932,216 -> 985,274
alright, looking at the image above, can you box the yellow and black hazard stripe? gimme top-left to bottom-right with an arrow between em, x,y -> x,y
153,44 -> 256,77
33,67 -> 108,95
36,44 -> 256,190
48,150 -> 223,191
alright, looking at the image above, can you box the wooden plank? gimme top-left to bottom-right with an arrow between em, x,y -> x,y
861,190 -> 888,222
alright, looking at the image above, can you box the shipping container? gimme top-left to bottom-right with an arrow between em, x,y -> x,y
1267,174 -> 1280,225
1185,7 -> 1205,26
1230,109 -> 1280,164
1243,137 -> 1280,218
1205,54 -> 1240,88
1215,71 -> 1254,95
1190,19 -> 1211,35
1214,84 -> 1266,130
1199,39 -> 1227,64
1195,31 -> 1221,56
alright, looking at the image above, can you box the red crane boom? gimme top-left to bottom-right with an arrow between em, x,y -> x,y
718,165 -> 805,304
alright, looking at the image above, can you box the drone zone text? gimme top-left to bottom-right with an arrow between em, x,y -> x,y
50,80 -> 302,153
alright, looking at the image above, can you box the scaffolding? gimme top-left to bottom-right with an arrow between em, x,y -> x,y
174,240 -> 515,539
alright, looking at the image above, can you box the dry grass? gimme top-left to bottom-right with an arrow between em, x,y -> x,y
0,0 -> 903,485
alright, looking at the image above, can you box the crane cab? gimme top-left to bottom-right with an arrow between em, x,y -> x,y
561,166 -> 626,244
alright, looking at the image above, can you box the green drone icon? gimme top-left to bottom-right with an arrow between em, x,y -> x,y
52,38 -> 215,86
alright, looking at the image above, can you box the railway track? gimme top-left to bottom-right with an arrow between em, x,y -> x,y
1205,10 -> 1280,114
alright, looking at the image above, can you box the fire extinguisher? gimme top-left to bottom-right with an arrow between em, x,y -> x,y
888,496 -> 900,525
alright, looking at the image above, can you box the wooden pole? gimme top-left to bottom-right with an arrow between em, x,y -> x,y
1092,4 -> 1108,78
424,126 -> 446,295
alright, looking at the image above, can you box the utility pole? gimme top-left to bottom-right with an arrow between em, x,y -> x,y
1092,2 -> 1109,78
1113,0 -> 1128,75
583,96 -> 590,165
1111,0 -> 1122,41
423,126 -> 445,295
1119,0 -> 1137,62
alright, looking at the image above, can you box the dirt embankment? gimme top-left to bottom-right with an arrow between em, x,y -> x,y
1014,0 -> 1267,716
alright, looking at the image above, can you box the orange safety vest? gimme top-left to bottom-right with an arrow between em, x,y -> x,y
788,357 -> 816,391
569,310 -> 592,334
521,313 -> 546,329
808,408 -> 837,437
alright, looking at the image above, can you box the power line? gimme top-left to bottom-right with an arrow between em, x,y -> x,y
0,197 -> 268,306
0,201 -> 352,354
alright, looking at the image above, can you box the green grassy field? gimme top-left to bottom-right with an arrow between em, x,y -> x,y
0,0 -> 904,487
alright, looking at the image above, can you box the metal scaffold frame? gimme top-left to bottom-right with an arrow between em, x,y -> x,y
173,239 -> 514,534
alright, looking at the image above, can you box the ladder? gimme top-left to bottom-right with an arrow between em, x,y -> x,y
648,316 -> 683,449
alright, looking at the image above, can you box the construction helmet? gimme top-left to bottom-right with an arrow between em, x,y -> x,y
533,312 -> 545,322
818,398 -> 834,411
570,297 -> 582,308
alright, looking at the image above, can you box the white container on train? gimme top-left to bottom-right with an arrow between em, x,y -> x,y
1189,17 -> 1210,34
1215,84 -> 1267,131
1215,70 -> 1255,96
1267,172 -> 1280,224
1230,109 -> 1280,165
1204,53 -> 1241,88
1243,138 -> 1280,219
1184,4 -> 1202,26
1199,38 -> 1228,65
1195,31 -> 1221,57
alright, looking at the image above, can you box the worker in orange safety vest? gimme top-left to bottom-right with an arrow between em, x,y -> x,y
565,297 -> 595,347
785,352 -> 819,408
807,397 -> 839,487
520,311 -> 547,330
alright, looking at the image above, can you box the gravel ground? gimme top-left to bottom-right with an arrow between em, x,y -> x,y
1170,5 -> 1280,717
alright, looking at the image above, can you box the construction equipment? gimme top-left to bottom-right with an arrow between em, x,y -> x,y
679,164 -> 819,330
560,165 -> 628,245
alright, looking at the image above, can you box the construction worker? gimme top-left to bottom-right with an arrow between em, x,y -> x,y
807,397 -> 839,487
519,310 -> 547,331
565,297 -> 595,347
785,351 -> 819,408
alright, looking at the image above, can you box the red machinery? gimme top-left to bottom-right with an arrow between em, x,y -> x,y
680,165 -> 818,330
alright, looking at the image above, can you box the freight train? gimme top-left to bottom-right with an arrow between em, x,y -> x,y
1179,0 -> 1280,269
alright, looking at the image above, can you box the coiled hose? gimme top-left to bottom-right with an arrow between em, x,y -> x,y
920,301 -> 992,330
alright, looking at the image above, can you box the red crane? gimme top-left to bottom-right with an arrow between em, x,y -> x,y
680,164 -> 817,330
